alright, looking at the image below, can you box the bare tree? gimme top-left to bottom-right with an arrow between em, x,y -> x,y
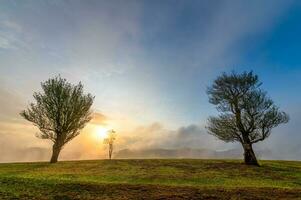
103,130 -> 116,160
206,71 -> 289,166
20,76 -> 94,163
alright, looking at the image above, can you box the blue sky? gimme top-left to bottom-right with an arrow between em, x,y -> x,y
0,0 -> 301,161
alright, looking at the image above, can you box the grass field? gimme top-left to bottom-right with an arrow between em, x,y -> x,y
0,159 -> 300,199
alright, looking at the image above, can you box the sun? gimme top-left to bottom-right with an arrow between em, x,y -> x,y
94,126 -> 109,139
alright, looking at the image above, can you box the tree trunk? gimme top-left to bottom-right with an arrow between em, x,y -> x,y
109,144 -> 113,160
50,143 -> 61,163
243,143 -> 259,166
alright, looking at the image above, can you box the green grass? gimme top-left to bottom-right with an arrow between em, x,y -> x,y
0,159 -> 301,199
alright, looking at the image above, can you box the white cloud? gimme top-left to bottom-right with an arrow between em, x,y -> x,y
0,20 -> 23,49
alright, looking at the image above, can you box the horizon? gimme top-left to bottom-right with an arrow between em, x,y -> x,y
1,0 -> 301,163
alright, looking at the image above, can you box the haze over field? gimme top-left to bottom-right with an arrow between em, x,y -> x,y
1,0 -> 301,162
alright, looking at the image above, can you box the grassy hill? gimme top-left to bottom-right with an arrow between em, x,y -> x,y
0,159 -> 300,199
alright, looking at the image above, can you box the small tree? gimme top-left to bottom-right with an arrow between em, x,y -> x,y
20,76 -> 94,163
103,129 -> 116,160
206,71 -> 289,166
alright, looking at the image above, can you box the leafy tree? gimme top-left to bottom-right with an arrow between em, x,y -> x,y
206,71 -> 289,166
103,129 -> 116,160
20,76 -> 94,163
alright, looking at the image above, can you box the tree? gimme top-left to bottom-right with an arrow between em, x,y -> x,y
103,129 -> 116,160
206,71 -> 289,166
20,76 -> 94,163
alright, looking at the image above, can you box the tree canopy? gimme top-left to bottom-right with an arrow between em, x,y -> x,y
206,71 -> 289,165
20,75 -> 94,163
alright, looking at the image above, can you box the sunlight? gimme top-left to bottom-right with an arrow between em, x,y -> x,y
94,126 -> 109,140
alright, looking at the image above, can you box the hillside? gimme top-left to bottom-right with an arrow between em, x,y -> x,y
114,148 -> 273,159
0,159 -> 301,199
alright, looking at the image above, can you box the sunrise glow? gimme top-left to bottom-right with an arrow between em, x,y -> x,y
94,126 -> 109,140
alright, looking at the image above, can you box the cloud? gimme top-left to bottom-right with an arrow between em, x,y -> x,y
0,85 -> 24,120
256,106 -> 301,160
115,119 -> 301,160
168,125 -> 227,150
116,123 -> 233,151
0,20 -> 23,49
89,112 -> 108,126
0,84 -> 51,162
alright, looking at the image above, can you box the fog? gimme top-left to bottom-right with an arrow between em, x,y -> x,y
1,94 -> 300,162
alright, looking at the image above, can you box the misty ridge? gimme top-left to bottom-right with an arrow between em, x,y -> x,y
0,146 -> 274,163
115,148 -> 273,160
0,121 -> 292,163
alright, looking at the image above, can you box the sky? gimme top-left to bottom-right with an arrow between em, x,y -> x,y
0,0 -> 301,162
